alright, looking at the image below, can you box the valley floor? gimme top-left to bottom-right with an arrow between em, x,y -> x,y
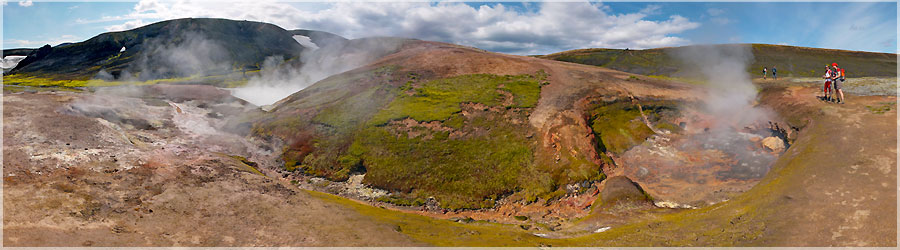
2,79 -> 896,246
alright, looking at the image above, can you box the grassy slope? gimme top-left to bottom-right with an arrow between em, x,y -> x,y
253,66 -> 586,209
540,44 -> 897,78
356,73 -> 551,209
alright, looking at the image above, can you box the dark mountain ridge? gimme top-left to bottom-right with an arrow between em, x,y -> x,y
8,18 -> 308,80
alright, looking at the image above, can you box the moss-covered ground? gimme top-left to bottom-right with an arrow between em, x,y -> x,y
370,74 -> 542,124
259,70 -> 562,209
355,73 -> 551,209
587,99 -> 680,155
354,114 -> 547,209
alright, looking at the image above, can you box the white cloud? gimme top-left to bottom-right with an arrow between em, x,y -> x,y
4,35 -> 78,48
105,19 -> 146,32
95,1 -> 700,54
17,0 -> 32,7
640,5 -> 662,15
711,17 -> 732,25
707,8 -> 725,16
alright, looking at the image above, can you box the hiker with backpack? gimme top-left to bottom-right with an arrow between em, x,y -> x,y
823,65 -> 833,101
772,66 -> 777,80
831,63 -> 845,104
763,66 -> 767,80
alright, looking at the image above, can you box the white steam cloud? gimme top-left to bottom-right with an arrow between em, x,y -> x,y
672,44 -> 772,128
131,32 -> 232,80
94,32 -> 232,81
230,37 -> 404,106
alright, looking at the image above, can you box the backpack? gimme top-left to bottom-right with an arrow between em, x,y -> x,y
840,68 -> 846,81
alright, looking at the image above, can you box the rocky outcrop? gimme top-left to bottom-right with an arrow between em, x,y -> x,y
762,136 -> 786,153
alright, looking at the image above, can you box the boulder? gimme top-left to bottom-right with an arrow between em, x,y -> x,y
599,176 -> 650,206
762,136 -> 786,153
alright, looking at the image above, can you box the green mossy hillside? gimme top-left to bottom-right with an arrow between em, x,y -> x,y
371,73 -> 544,125
355,110 -> 551,210
258,70 -> 561,209
355,72 -> 551,209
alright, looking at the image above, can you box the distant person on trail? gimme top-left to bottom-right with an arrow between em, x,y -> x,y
823,65 -> 833,101
763,67 -> 767,80
772,66 -> 777,80
831,63 -> 845,104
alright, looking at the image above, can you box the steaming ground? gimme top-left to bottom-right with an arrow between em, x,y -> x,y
604,44 -> 785,207
2,87 -> 423,246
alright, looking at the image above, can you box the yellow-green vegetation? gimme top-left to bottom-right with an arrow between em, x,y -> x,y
305,190 -> 550,247
3,73 -> 250,88
376,195 -> 425,207
312,85 -> 390,128
3,74 -> 130,88
228,155 -> 265,176
354,121 -> 548,209
561,152 -> 606,187
370,73 -> 544,125
542,48 -> 680,76
307,184 -> 764,246
588,100 -> 678,155
348,73 -> 552,209
865,102 -> 895,114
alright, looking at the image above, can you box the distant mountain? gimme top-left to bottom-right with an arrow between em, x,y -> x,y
539,44 -> 897,78
3,48 -> 35,57
8,18 -> 306,80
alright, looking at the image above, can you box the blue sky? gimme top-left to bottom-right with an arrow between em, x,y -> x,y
3,1 -> 897,54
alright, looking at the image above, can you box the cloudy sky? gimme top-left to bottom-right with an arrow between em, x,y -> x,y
3,1 -> 897,54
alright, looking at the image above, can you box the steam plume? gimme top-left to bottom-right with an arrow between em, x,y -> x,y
671,44 -> 772,129
230,36 -> 405,106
